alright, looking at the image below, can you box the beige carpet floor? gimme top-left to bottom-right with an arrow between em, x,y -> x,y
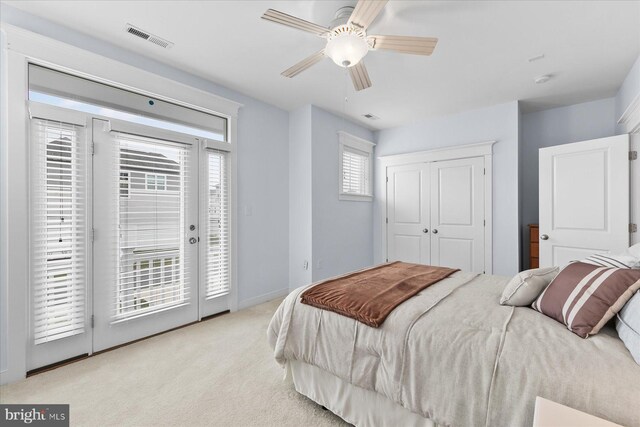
0,299 -> 349,426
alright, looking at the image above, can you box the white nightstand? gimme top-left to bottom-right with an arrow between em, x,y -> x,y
533,397 -> 623,427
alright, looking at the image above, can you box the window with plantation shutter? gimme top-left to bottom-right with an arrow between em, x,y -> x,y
342,147 -> 369,194
338,131 -> 374,201
205,150 -> 230,298
31,119 -> 87,344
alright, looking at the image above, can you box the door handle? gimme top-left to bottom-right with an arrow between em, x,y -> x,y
432,229 -> 438,234
540,234 -> 549,241
423,228 -> 429,233
189,237 -> 197,244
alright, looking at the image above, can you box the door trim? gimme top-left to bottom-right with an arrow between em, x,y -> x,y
617,92 -> 640,134
380,141 -> 495,274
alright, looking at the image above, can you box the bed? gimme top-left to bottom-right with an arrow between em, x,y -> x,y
268,269 -> 640,427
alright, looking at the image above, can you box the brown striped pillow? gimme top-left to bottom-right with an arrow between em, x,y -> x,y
532,262 -> 640,338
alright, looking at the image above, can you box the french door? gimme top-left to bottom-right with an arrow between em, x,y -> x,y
28,108 -> 92,369
29,105 -> 231,368
92,118 -> 201,351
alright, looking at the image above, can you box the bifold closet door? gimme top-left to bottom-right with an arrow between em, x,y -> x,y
386,164 -> 431,264
430,157 -> 485,273
92,118 -> 199,352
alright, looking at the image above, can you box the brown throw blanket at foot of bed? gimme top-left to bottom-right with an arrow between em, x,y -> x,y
300,262 -> 459,327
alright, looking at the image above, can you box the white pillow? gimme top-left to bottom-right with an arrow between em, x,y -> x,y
500,267 -> 560,306
616,290 -> 640,365
629,243 -> 640,259
581,252 -> 640,269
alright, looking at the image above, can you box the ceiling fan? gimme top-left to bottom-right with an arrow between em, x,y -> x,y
261,0 -> 438,91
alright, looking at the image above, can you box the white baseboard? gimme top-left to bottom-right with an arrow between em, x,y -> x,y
237,287 -> 289,310
0,368 -> 25,386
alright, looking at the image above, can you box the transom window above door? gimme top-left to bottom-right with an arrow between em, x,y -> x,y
28,64 -> 228,142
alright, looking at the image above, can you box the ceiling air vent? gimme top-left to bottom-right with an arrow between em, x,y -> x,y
125,24 -> 174,49
363,113 -> 379,120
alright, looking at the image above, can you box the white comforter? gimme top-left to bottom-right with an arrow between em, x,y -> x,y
268,272 -> 640,427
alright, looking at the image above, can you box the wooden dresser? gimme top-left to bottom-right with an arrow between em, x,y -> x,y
529,224 -> 539,268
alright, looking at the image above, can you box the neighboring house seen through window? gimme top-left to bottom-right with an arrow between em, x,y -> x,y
146,173 -> 167,191
119,172 -> 130,198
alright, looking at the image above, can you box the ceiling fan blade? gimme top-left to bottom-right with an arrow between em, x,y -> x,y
349,61 -> 372,91
282,50 -> 326,78
348,0 -> 388,30
368,35 -> 438,55
262,9 -> 329,36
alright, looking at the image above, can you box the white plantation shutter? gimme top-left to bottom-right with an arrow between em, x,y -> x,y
112,133 -> 191,320
342,146 -> 370,195
205,150 -> 230,298
31,119 -> 87,344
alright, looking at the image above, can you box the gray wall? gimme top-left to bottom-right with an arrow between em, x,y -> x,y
288,105 -> 375,290
519,98 -> 617,268
1,4 -> 291,308
288,105 -> 313,290
373,101 -> 521,276
616,55 -> 640,133
0,28 -> 7,373
311,106 -> 375,282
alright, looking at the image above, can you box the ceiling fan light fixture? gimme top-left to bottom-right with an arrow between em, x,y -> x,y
325,25 -> 370,68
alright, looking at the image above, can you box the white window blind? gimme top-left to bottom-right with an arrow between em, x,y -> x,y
114,134 -> 190,320
205,150 -> 230,298
31,119 -> 87,344
342,147 -> 370,195
339,132 -> 374,201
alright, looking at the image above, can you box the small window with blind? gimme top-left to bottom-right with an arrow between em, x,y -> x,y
205,150 -> 230,298
338,131 -> 375,201
30,119 -> 87,344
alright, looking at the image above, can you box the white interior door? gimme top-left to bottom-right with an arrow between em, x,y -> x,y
92,118 -> 199,351
430,157 -> 485,273
539,135 -> 629,267
386,164 -> 430,264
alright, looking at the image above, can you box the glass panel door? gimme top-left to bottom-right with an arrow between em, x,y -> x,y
28,104 -> 232,366
92,118 -> 199,351
28,113 -> 92,370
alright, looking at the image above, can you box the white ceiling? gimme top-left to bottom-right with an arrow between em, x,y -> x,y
5,1 -> 640,129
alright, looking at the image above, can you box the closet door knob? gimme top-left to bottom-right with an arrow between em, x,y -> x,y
432,229 -> 438,234
423,228 -> 429,233
540,234 -> 549,241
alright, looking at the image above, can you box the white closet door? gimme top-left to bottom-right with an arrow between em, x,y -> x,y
430,157 -> 485,273
539,135 -> 629,267
386,164 -> 430,264
92,118 -> 199,352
